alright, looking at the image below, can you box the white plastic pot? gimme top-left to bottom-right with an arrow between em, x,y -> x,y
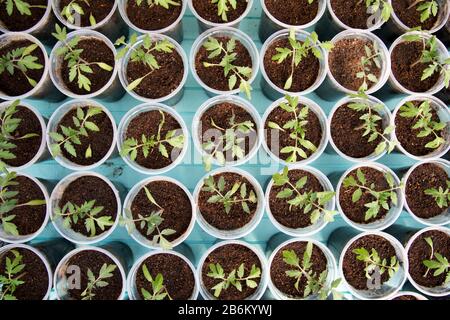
389,291 -> 428,300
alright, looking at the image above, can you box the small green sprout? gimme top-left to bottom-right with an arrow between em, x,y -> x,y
0,249 -> 26,300
61,0 -> 97,26
140,264 -> 172,300
211,0 -> 241,22
80,263 -> 117,300
422,237 -> 450,284
135,0 -> 180,9
353,247 -> 400,280
424,180 -> 450,209
406,0 -> 438,23
363,0 -> 392,22
356,42 -> 382,92
0,0 -> 46,16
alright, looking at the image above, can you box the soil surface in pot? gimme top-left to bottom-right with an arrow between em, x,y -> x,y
59,0 -> 114,27
61,38 -> 114,95
405,163 -> 449,219
391,40 -> 441,92
339,167 -> 391,224
393,294 -> 419,300
126,42 -> 184,99
392,0 -> 441,30
270,241 -> 327,298
198,172 -> 258,230
330,0 -> 373,29
193,0 -> 248,23
330,103 -> 383,158
65,250 -> 123,300
328,38 -> 382,92
199,102 -> 257,162
136,253 -> 195,300
264,103 -> 322,161
201,243 -> 262,300
195,36 -> 252,92
130,180 -> 192,243
0,0 -> 47,31
263,38 -> 320,92
269,169 -> 324,229
0,40 -> 45,97
56,106 -> 114,166
124,110 -> 183,169
394,101 -> 446,156
264,0 -> 319,26
0,247 -> 49,300
126,0 -> 183,30
6,175 -> 46,236
343,234 -> 398,290
408,230 -> 450,288
1,106 -> 42,168
59,175 -> 118,237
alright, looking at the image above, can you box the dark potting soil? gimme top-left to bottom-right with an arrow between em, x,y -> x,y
59,0 -> 114,27
0,247 -> 49,300
56,106 -> 114,166
339,167 -> 391,224
0,40 -> 45,97
201,243 -> 261,300
328,38 -> 382,92
136,253 -> 195,300
198,172 -> 258,230
391,41 -> 441,92
130,180 -> 192,242
405,163 -> 449,219
408,230 -> 450,288
195,36 -> 252,91
263,38 -> 320,92
199,102 -> 257,162
264,103 -> 323,161
66,250 -> 123,300
330,0 -> 373,29
59,176 -> 117,237
61,38 -> 114,95
330,103 -> 383,158
393,294 -> 418,300
126,44 -> 184,99
6,175 -> 46,235
392,0 -> 441,30
0,0 -> 47,31
1,106 -> 42,168
264,0 -> 319,26
126,0 -> 183,31
124,110 -> 183,169
270,241 -> 327,298
193,0 -> 248,23
269,169 -> 324,229
343,234 -> 398,290
394,101 -> 446,156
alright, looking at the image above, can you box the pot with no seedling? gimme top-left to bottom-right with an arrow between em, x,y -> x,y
49,26 -> 123,101
118,103 -> 188,175
389,32 -> 450,95
265,166 -> 337,237
0,32 -> 62,101
118,0 -> 187,43
197,240 -> 268,300
190,26 -> 259,100
390,291 -> 428,300
50,171 -> 122,245
403,160 -> 449,226
0,243 -> 52,300
0,171 -> 49,244
0,100 -> 48,171
261,95 -> 328,166
122,176 -> 195,250
193,167 -> 264,239
260,29 -> 331,100
392,94 -> 450,160
47,99 -> 117,171
328,93 -> 396,163
259,0 -> 327,42
54,244 -> 129,300
189,0 -> 253,31
127,250 -> 199,300
336,162 -> 404,232
328,228 -> 408,300
192,95 -> 261,171
405,226 -> 450,297
115,33 -> 188,106
316,30 -> 390,101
